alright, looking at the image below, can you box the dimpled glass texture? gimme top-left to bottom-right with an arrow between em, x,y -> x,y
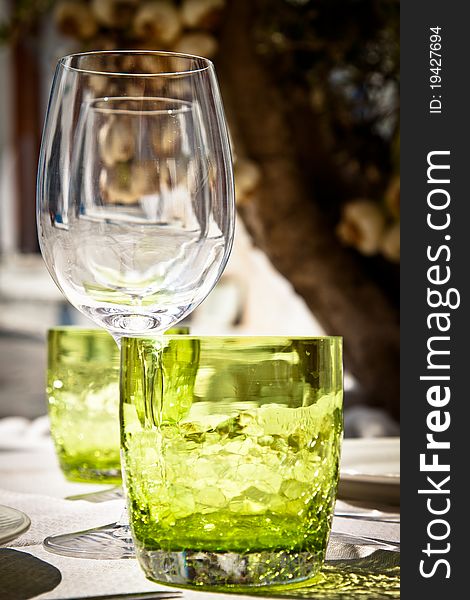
120,336 -> 343,591
47,326 -> 188,483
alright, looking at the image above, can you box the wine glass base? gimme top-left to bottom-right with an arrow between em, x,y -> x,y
42,524 -> 399,563
65,486 -> 123,503
43,523 -> 135,560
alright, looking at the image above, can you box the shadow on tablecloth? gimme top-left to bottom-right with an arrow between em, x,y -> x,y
252,550 -> 400,600
0,548 -> 62,600
0,548 -> 398,600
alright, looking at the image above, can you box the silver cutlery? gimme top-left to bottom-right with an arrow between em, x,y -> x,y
330,531 -> 400,552
334,509 -> 400,523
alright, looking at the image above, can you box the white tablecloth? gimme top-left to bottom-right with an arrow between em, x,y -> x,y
0,440 -> 399,599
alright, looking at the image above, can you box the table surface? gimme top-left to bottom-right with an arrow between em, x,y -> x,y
0,441 -> 400,600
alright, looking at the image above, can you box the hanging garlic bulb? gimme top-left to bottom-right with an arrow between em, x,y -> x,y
181,0 -> 225,30
234,159 -> 262,204
133,1 -> 182,46
88,74 -> 110,95
54,1 -> 98,40
99,161 -> 159,205
336,200 -> 386,256
99,164 -> 135,204
381,221 -> 400,263
91,0 -> 138,28
173,32 -> 218,58
98,117 -> 136,167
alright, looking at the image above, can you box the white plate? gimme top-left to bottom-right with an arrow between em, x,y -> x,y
0,504 -> 31,545
339,437 -> 400,505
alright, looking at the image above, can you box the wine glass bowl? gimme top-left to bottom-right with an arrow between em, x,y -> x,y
37,51 -> 234,337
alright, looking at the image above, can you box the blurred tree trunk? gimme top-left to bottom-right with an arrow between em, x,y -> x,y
12,34 -> 41,253
217,0 -> 400,418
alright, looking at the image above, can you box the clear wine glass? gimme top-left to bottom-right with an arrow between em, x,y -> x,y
37,51 -> 235,559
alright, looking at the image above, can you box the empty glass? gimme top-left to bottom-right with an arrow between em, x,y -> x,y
37,51 -> 234,341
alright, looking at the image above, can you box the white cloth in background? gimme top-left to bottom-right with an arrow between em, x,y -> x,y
190,218 -> 325,336
0,416 -> 50,450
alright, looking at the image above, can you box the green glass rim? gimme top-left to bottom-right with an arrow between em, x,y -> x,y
121,334 -> 342,342
48,331 -> 339,343
48,326 -> 109,335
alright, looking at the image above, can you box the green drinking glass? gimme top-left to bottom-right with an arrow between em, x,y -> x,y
121,336 -> 343,591
47,326 -> 189,483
